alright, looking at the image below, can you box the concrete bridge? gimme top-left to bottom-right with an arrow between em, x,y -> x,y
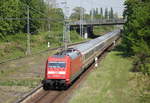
69,18 -> 125,38
70,18 -> 125,26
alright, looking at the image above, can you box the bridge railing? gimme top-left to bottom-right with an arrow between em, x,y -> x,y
69,18 -> 125,26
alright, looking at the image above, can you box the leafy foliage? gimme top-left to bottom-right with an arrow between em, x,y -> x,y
70,7 -> 86,21
123,0 -> 150,75
70,7 -> 116,21
109,7 -> 114,19
0,0 -> 64,39
0,0 -> 24,36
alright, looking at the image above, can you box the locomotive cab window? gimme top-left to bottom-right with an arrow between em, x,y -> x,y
48,62 -> 66,68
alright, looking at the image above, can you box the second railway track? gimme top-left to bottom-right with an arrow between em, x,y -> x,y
0,41 -> 87,65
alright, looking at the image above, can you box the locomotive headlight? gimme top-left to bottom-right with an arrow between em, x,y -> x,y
58,71 -> 66,74
47,71 -> 66,74
60,75 -> 65,77
47,75 -> 52,77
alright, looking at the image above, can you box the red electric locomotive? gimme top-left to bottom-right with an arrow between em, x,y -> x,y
42,48 -> 83,90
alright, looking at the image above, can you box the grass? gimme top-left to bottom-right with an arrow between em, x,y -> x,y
0,49 -> 57,103
0,49 -> 56,85
0,30 -> 84,62
0,79 -> 40,88
0,64 -> 42,88
0,62 -> 30,77
69,51 -> 150,103
0,56 -> 52,103
93,26 -> 115,35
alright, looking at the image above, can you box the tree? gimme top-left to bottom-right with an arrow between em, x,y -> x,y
84,14 -> 91,20
0,0 -> 64,39
93,9 -> 96,17
100,8 -> 103,18
46,8 -> 64,31
0,0 -> 24,36
104,8 -> 108,19
123,0 -> 150,75
20,0 -> 47,33
70,7 -> 86,21
95,8 -> 99,16
109,7 -> 114,19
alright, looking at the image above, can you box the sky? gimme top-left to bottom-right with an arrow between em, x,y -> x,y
56,0 -> 125,17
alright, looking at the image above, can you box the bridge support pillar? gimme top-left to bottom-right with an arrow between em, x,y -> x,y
70,25 -> 94,39
84,26 -> 94,38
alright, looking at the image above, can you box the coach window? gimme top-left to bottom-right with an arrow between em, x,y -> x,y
77,52 -> 81,56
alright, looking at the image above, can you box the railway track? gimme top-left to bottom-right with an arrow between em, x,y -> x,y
16,39 -> 118,103
0,41 -> 87,64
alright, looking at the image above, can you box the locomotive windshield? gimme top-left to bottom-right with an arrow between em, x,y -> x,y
48,62 -> 66,68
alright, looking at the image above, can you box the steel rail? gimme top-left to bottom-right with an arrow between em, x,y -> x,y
0,41 -> 87,64
17,37 -> 120,103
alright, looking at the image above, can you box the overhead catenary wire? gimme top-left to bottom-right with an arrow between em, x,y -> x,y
0,4 -> 64,22
0,4 -> 64,55
0,18 -> 64,23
